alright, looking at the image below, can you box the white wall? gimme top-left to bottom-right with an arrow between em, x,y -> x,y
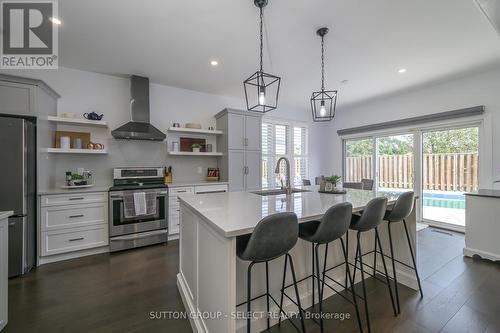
327,66 -> 500,188
1,67 -> 327,188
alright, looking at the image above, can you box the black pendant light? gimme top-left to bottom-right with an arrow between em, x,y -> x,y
311,27 -> 337,122
244,0 -> 281,113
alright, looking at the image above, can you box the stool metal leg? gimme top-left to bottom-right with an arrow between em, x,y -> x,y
403,219 -> 423,298
352,236 -> 360,282
311,242 -> 315,307
287,253 -> 306,333
278,255 -> 288,327
387,222 -> 401,314
375,228 -> 398,317
247,262 -> 255,333
265,261 -> 270,329
372,233 -> 378,277
345,230 -> 349,286
315,244 -> 322,311
357,231 -> 371,333
318,243 -> 329,333
341,238 -> 363,333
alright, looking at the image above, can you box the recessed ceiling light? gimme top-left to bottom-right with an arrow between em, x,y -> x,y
398,68 -> 407,74
49,17 -> 62,25
210,60 -> 218,66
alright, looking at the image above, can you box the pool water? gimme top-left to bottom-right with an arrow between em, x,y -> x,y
422,192 -> 465,209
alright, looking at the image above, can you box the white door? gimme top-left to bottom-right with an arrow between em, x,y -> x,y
228,114 -> 246,150
245,116 -> 261,151
245,150 -> 262,191
228,150 -> 246,191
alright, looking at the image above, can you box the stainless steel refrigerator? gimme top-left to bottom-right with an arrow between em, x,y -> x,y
0,116 -> 36,277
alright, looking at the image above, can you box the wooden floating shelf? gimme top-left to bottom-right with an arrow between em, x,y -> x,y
167,151 -> 223,156
44,148 -> 108,154
48,116 -> 108,128
167,127 -> 223,135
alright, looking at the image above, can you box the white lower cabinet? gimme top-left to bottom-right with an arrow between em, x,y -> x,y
168,184 -> 228,236
0,215 -> 8,331
39,192 -> 108,263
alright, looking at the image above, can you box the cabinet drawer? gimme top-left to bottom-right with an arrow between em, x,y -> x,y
41,192 -> 107,207
41,203 -> 107,231
41,225 -> 108,256
169,187 -> 194,196
194,184 -> 228,194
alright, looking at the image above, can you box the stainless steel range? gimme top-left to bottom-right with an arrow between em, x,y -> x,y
108,167 -> 168,252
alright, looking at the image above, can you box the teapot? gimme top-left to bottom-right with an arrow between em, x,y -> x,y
83,112 -> 104,121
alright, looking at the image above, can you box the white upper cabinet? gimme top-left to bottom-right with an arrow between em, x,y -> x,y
227,113 -> 246,150
245,115 -> 261,151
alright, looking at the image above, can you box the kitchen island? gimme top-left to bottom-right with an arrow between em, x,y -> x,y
177,188 -> 418,333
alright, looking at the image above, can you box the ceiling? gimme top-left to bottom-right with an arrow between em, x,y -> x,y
58,0 -> 500,110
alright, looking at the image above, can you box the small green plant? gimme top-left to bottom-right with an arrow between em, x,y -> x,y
191,143 -> 201,149
71,174 -> 83,180
325,175 -> 341,185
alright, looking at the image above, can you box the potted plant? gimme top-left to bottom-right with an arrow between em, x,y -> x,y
191,143 -> 202,153
324,175 -> 342,191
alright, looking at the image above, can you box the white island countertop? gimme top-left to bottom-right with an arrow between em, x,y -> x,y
0,211 -> 13,220
178,187 -> 405,237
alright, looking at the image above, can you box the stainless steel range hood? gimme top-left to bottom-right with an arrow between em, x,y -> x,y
112,75 -> 166,141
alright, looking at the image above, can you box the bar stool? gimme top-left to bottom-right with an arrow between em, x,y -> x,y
350,197 -> 397,333
383,191 -> 423,314
236,212 -> 306,333
296,202 -> 363,333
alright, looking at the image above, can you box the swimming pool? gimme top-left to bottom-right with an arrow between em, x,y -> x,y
422,192 -> 465,209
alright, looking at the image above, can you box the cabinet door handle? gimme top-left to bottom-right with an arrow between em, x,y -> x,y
68,197 -> 84,201
176,190 -> 187,193
244,138 -> 249,146
68,214 -> 84,218
68,237 -> 84,242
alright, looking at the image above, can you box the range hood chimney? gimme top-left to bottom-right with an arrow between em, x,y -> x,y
111,75 -> 166,141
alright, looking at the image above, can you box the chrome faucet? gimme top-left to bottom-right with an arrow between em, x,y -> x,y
275,157 -> 292,195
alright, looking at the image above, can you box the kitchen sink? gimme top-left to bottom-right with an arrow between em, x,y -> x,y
252,188 -> 311,196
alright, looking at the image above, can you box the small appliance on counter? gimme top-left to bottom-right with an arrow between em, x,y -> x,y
61,169 -> 94,189
108,167 -> 168,252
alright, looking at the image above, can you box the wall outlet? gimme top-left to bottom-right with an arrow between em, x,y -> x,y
197,167 -> 203,174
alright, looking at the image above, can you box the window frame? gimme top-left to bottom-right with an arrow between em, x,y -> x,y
261,118 -> 309,188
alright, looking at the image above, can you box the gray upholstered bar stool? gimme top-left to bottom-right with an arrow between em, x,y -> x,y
382,191 -> 423,314
349,197 -> 397,333
236,212 -> 305,333
296,202 -> 363,333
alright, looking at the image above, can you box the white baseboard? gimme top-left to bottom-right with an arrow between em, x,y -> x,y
37,246 -> 109,265
463,247 -> 500,262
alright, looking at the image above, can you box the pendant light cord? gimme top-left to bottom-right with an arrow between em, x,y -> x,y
259,7 -> 264,73
321,34 -> 325,91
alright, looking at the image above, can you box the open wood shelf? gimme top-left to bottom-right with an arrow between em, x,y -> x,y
167,127 -> 223,135
48,116 -> 108,128
44,148 -> 108,154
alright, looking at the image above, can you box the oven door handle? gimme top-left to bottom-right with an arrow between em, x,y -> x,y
110,229 -> 168,241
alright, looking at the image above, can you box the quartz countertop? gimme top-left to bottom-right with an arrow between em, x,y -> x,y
465,189 -> 500,198
0,211 -> 13,220
168,180 -> 228,188
178,187 -> 406,237
38,186 -> 110,195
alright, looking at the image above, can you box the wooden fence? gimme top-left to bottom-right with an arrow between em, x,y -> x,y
345,153 -> 478,192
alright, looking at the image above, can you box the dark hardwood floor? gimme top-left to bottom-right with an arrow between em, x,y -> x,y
5,228 -> 500,333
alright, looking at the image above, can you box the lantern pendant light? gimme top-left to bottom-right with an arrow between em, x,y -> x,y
311,27 -> 337,122
244,0 -> 281,113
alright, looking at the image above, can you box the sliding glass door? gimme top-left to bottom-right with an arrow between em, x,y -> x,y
343,123 -> 480,232
376,134 -> 415,191
421,126 -> 479,228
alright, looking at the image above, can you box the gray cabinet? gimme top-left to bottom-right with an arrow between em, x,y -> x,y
216,109 -> 262,192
